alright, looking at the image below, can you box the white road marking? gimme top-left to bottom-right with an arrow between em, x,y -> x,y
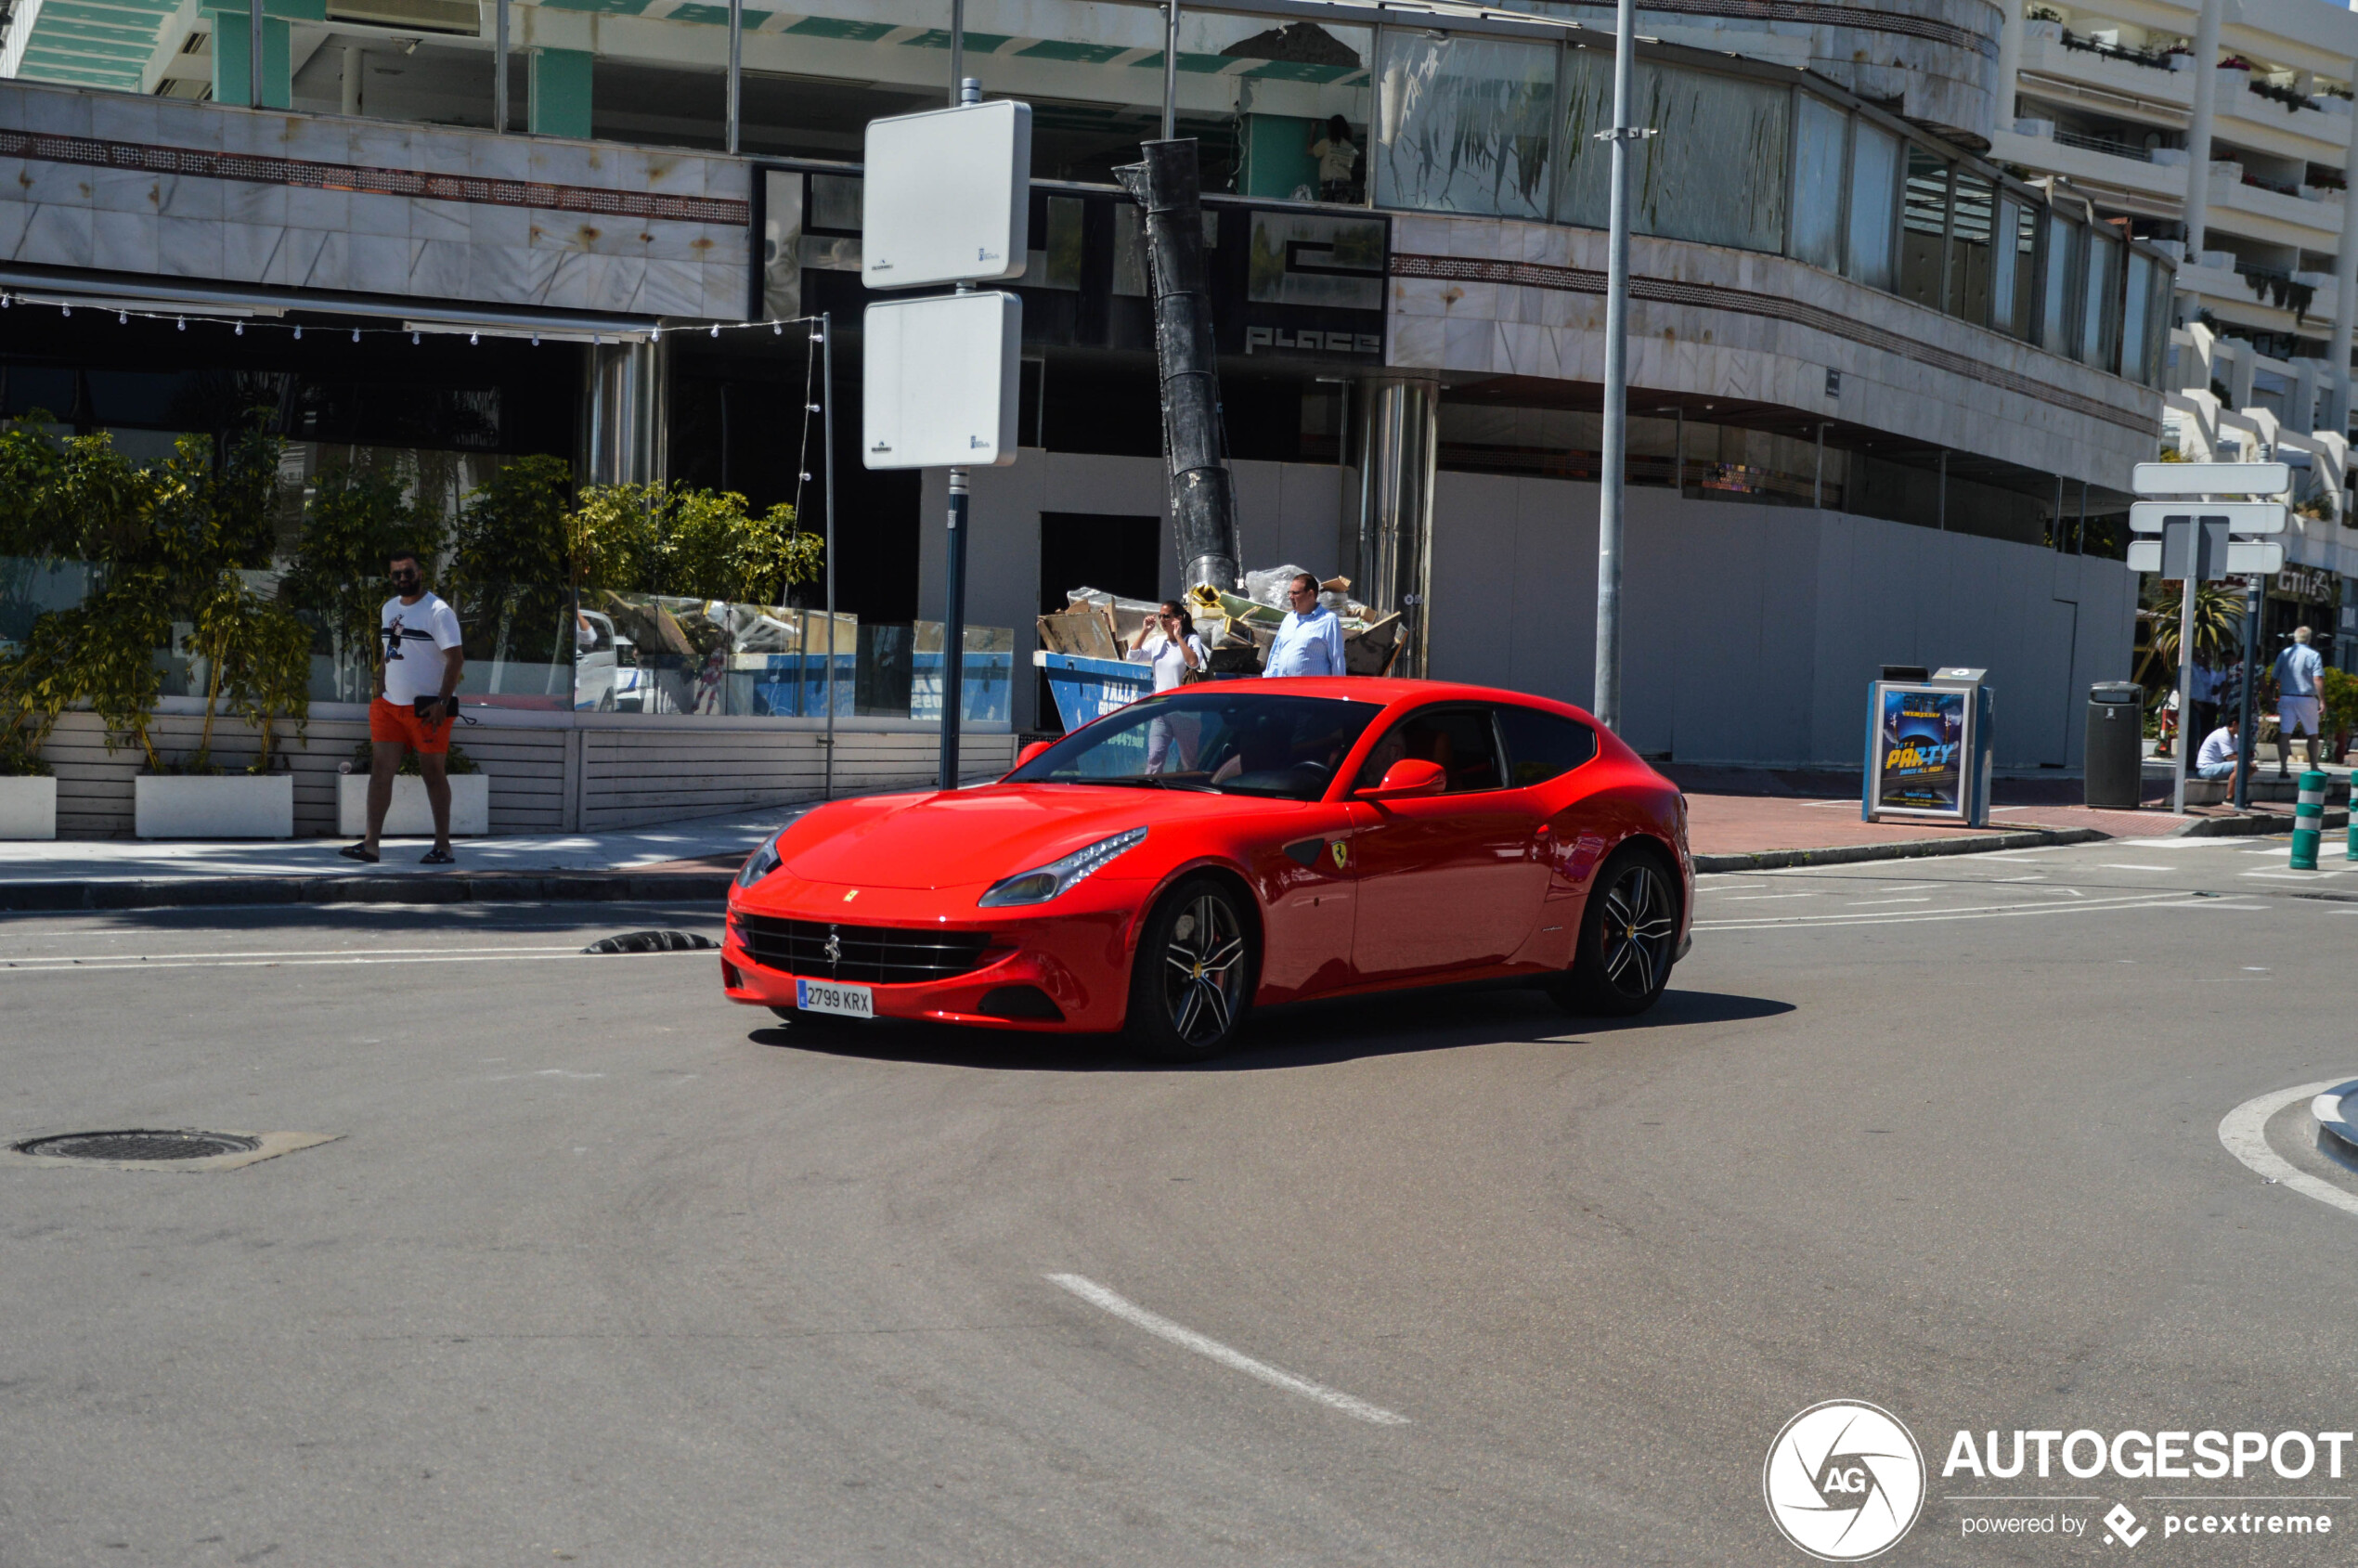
1709,892 -> 1819,902
1699,890 -> 2195,930
2217,1081 -> 2358,1222
0,952 -> 631,973
0,944 -> 583,965
1845,897 -> 1933,905
2097,863 -> 2177,872
1045,1273 -> 1408,1427
1873,884 -> 1940,893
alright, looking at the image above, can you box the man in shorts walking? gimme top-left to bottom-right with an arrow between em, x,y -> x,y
2271,626 -> 2326,779
342,549 -> 465,864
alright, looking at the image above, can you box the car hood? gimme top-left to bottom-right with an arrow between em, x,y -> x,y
780,784 -> 1280,890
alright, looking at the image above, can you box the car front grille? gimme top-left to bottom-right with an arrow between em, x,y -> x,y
732,913 -> 993,985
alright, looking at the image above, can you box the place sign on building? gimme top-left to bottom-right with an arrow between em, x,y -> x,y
752,164 -> 1387,368
2275,565 -> 2336,603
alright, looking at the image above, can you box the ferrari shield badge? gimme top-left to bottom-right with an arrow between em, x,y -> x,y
1328,840 -> 1348,871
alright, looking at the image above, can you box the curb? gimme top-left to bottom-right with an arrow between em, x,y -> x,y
2167,807 -> 2350,838
0,870 -> 735,913
1691,826 -> 2107,875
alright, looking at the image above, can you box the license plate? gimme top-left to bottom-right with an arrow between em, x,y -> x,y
795,978 -> 874,1019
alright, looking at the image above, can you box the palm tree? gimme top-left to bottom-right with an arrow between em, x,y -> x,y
2140,580 -> 2245,680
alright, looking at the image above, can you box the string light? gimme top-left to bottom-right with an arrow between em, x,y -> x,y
0,295 -> 816,346
468,331 -> 478,345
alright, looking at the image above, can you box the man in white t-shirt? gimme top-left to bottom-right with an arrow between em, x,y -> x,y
342,549 -> 466,865
2194,723 -> 2245,788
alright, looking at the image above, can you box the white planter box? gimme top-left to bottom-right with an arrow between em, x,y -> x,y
135,773 -> 294,839
338,772 -> 490,837
0,775 -> 58,839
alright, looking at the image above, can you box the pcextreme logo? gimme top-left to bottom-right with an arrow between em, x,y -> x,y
1765,1401 -> 1928,1562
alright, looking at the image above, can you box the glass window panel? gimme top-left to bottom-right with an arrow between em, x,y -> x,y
2119,251 -> 2153,382
1554,45 -> 1613,228
2146,259 -> 2175,387
758,169 -> 802,322
1844,121 -> 1899,290
2081,228 -> 2121,369
2040,212 -> 2080,353
1374,32 -> 1555,219
1556,53 -> 1788,252
1946,168 -> 1993,326
1898,147 -> 1948,311
1790,93 -> 1846,272
1989,197 -> 2037,338
1634,66 -> 1789,252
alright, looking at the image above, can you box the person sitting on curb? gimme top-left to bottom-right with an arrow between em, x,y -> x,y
2193,722 -> 2247,792
341,549 -> 465,866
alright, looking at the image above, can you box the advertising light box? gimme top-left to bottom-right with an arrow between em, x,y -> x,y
862,291 -> 1021,471
862,100 -> 1031,292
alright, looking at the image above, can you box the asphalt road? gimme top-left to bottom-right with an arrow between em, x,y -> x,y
3,834 -> 2356,1566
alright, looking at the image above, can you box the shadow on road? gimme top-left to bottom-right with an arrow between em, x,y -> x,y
751,984 -> 1794,1073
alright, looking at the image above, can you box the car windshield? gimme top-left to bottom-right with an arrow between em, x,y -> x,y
1008,691 -> 1383,801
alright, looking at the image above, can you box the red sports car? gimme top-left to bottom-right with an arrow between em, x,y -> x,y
721,678 -> 1691,1060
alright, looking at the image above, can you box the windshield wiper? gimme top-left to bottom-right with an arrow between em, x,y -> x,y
1096,775 -> 1222,793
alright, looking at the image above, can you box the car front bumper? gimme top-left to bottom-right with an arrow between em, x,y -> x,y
719,875 -> 1145,1032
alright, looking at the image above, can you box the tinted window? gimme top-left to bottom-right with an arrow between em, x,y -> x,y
1355,707 -> 1504,794
1007,690 -> 1381,801
1496,706 -> 1598,786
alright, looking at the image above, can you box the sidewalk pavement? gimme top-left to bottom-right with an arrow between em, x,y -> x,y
1,764 -> 2347,911
1671,761 -> 2350,872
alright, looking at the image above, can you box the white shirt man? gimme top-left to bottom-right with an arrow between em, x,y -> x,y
1263,575 -> 1346,679
2195,724 -> 2242,782
345,551 -> 466,866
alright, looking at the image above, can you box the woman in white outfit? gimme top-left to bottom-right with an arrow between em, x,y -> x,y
1127,600 -> 1207,773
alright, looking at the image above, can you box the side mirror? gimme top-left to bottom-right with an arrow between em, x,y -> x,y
1015,739 -> 1055,769
1355,758 -> 1447,800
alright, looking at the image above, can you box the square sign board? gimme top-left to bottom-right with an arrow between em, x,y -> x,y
862,99 -> 1030,291
862,292 -> 1021,470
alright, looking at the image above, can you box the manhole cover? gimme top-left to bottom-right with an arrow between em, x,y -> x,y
16,1130 -> 263,1162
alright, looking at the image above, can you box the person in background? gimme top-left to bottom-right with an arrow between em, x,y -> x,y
1309,116 -> 1360,203
2194,721 -> 2247,791
1263,573 -> 1345,679
1127,601 -> 1207,773
2271,626 -> 2326,777
2188,656 -> 2222,747
343,548 -> 464,866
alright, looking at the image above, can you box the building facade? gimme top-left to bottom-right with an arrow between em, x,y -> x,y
0,0 -> 2252,776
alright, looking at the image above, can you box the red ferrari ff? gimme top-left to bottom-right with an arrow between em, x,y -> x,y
721,678 -> 1691,1060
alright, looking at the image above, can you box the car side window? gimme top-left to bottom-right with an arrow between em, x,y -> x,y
1355,706 -> 1506,794
1495,705 -> 1598,787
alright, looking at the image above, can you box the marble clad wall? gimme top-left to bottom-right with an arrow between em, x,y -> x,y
1387,213 -> 2166,493
0,80 -> 751,318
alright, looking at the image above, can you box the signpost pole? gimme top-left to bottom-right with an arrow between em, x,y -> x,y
2234,575 -> 2259,812
821,311 -> 837,803
940,466 -> 969,790
2174,569 -> 2196,814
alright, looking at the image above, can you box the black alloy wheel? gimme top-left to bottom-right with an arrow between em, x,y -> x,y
1551,845 -> 1680,1017
1127,876 -> 1254,1061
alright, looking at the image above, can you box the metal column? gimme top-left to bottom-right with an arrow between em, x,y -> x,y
1160,1 -> 1180,140
582,337 -> 668,487
725,0 -> 743,153
1354,375 -> 1438,680
1592,0 -> 1644,732
494,0 -> 509,132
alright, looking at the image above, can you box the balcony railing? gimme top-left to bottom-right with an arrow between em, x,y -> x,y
2057,29 -> 2180,72
2052,127 -> 2156,162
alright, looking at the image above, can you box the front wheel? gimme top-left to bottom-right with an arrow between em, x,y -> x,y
1125,876 -> 1255,1061
1549,845 -> 1680,1017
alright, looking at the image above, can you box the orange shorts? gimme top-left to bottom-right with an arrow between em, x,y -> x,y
369,696 -> 454,754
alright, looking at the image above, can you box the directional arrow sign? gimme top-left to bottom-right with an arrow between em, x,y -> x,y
2131,460 -> 2289,496
2128,501 -> 2288,535
2127,539 -> 2285,576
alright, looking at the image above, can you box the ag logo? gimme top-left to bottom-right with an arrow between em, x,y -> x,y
1764,1400 -> 1925,1562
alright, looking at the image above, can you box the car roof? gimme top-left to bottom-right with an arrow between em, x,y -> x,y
1249,677 -> 1591,718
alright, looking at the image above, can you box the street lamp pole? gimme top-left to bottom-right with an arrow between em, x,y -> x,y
1593,0 -> 1647,732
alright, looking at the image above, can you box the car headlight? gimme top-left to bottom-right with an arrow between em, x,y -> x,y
735,831 -> 784,889
977,827 -> 1147,908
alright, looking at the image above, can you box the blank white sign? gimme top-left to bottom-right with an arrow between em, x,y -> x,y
862,99 -> 1030,292
2127,501 -> 2287,535
2125,538 -> 2285,576
862,292 -> 1021,470
2131,461 -> 2290,496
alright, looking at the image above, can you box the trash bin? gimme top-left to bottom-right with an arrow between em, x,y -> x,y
2085,681 -> 2144,809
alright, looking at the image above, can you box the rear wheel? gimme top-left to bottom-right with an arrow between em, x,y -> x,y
1549,845 -> 1680,1017
1125,877 -> 1255,1061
